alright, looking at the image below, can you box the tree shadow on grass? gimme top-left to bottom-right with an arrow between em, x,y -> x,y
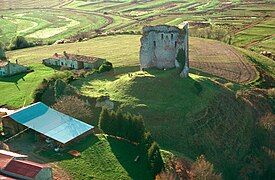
107,137 -> 153,180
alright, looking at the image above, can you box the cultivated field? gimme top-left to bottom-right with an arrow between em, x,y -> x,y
190,38 -> 256,83
0,0 -> 65,9
0,9 -> 108,45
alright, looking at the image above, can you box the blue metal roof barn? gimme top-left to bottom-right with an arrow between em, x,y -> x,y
4,102 -> 94,144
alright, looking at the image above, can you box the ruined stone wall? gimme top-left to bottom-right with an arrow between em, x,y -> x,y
140,24 -> 189,77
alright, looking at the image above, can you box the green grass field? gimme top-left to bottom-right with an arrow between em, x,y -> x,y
0,64 -> 55,108
42,134 -> 153,180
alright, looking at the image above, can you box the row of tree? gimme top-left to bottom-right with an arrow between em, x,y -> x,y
189,26 -> 233,44
99,108 -> 145,143
99,108 -> 164,177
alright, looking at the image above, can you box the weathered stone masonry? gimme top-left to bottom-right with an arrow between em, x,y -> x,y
140,23 -> 189,77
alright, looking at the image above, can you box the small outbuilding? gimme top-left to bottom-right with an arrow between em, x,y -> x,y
43,51 -> 105,70
2,160 -> 53,180
0,61 -> 28,77
2,102 -> 94,146
0,149 -> 53,180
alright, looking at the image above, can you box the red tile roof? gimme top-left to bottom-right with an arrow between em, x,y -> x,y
0,154 -> 13,170
51,53 -> 103,63
0,150 -> 27,170
3,160 -> 50,179
0,61 -> 8,67
0,174 -> 18,180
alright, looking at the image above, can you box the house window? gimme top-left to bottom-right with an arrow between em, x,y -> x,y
153,41 -> 156,47
175,41 -> 177,48
61,62 -> 64,66
161,34 -> 164,40
171,34 -> 174,39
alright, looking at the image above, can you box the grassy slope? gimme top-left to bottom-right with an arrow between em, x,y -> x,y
43,134 -> 152,180
71,67 -> 256,179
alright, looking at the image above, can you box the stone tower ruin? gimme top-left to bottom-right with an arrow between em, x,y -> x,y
140,23 -> 189,77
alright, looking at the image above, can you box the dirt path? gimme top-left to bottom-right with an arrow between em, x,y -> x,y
189,38 -> 256,83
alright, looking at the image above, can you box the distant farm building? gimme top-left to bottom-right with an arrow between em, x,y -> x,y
43,51 -> 105,70
0,60 -> 28,77
0,149 -> 53,180
2,102 -> 94,146
140,23 -> 189,77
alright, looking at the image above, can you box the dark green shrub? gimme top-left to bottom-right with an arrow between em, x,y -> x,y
96,95 -> 109,102
0,49 -> 6,60
32,79 -> 49,102
147,142 -> 164,176
141,131 -> 154,151
54,79 -> 67,98
99,108 -> 112,133
8,36 -> 30,50
98,61 -> 113,73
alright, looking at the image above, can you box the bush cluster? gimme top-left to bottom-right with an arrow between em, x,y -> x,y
32,71 -> 75,103
8,36 -> 33,50
98,61 -> 113,73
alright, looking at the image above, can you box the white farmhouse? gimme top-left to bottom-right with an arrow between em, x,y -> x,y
43,51 -> 105,70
